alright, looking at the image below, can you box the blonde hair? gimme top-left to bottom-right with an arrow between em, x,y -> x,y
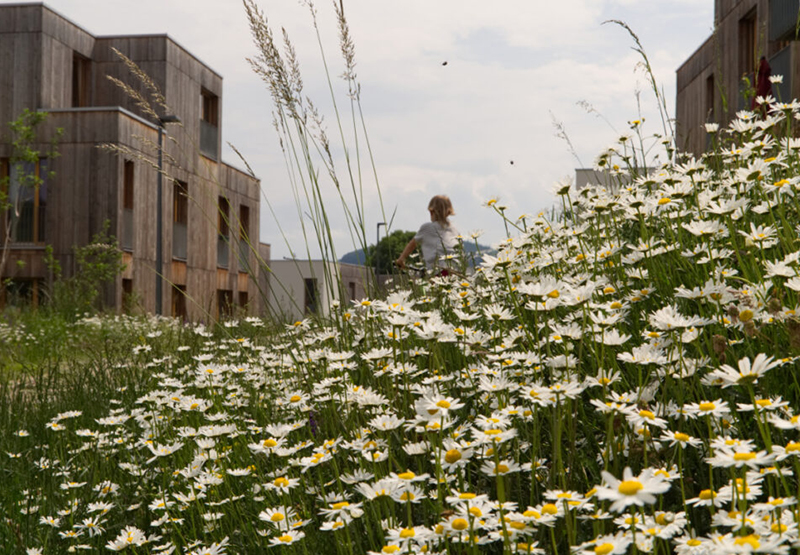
428,195 -> 454,224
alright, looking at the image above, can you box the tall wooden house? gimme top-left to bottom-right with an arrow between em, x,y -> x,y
0,3 -> 269,319
676,0 -> 800,157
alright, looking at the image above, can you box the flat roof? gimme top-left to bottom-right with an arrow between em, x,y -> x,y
0,2 -> 222,78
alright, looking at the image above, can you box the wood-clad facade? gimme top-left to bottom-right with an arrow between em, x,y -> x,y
0,3 -> 268,319
676,0 -> 800,157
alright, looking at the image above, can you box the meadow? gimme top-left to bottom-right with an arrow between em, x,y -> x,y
3,93 -> 800,555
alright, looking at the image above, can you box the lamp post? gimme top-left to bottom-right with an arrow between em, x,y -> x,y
376,222 -> 386,286
155,114 -> 181,315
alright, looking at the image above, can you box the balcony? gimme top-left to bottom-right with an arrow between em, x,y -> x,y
200,120 -> 219,161
172,222 -> 187,261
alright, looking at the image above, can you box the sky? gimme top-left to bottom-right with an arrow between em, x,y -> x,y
6,0 -> 715,259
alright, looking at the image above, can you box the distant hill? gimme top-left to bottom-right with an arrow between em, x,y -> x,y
340,241 -> 496,266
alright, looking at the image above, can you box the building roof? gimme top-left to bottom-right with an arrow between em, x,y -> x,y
0,2 -> 223,78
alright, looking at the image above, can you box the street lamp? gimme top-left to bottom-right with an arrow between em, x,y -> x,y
376,221 -> 386,282
155,114 -> 181,315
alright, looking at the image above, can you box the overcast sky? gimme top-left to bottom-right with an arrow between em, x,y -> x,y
7,0 -> 715,259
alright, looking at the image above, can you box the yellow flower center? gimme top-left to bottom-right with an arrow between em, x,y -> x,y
734,536 -> 760,549
618,480 -> 643,496
674,432 -> 690,442
382,546 -> 400,554
399,528 -> 415,538
397,471 -> 415,480
595,543 -> 615,555
445,449 -> 462,464
451,518 -> 469,531
459,492 -> 476,500
687,539 -> 701,547
699,489 -> 716,500
787,442 -> 800,452
436,400 -> 451,409
698,402 -> 716,411
658,197 -> 671,205
734,452 -> 756,461
270,513 -> 285,522
639,410 -> 655,420
468,507 -> 482,518
772,523 -> 788,533
278,534 -> 293,543
542,503 -> 558,515
331,502 -> 350,510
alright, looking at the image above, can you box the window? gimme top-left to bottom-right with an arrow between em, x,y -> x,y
201,89 -> 219,126
172,284 -> 187,320
304,278 -> 318,314
705,74 -> 715,122
173,180 -> 188,260
739,10 -> 757,79
3,279 -> 39,308
122,160 -> 134,252
217,196 -> 229,268
122,278 -> 134,313
200,88 -> 219,159
239,291 -> 248,309
238,204 -> 250,271
5,159 -> 47,244
124,161 -> 134,209
72,52 -> 91,108
349,281 -> 356,302
217,289 -> 233,319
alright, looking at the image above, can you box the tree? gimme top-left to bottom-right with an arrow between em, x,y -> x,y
0,109 -> 62,283
365,230 -> 416,274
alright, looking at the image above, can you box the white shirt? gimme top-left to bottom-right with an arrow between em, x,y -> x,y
414,221 -> 459,269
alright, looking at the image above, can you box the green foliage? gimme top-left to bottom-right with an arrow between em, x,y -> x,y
44,221 -> 126,320
365,229 -> 416,273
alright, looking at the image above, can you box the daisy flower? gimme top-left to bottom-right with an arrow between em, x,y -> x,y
268,530 -> 305,546
595,467 -> 670,512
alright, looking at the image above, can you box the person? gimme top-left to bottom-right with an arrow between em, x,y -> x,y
395,195 -> 460,273
752,56 -> 772,114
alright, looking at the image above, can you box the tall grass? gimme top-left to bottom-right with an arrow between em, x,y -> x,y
243,0 -> 387,305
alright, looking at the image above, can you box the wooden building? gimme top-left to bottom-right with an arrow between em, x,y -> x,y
676,0 -> 800,157
0,3 -> 270,319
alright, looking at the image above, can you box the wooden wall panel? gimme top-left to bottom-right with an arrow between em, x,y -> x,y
41,7 -> 94,56
0,5 -> 42,33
